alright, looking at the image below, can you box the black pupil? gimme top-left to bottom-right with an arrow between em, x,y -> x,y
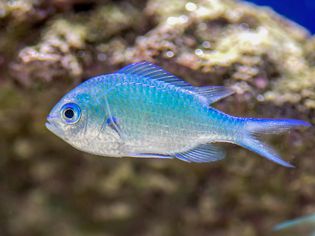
64,109 -> 74,119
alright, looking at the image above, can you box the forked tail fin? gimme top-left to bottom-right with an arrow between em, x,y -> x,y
237,118 -> 311,168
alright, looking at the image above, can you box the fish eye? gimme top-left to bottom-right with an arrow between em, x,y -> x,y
61,103 -> 81,124
64,108 -> 74,119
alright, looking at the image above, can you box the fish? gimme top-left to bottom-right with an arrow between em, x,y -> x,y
46,61 -> 310,167
274,213 -> 315,236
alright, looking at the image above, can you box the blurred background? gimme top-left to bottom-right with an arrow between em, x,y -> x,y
0,0 -> 315,236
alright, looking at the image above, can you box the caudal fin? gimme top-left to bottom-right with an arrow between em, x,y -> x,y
238,118 -> 311,168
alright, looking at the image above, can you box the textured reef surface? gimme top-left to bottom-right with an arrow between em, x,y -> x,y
0,0 -> 314,236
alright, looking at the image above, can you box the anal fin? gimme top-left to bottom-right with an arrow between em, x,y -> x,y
175,143 -> 225,163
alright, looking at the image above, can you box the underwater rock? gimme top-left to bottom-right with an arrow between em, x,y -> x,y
5,0 -> 314,116
12,19 -> 87,85
10,2 -> 145,85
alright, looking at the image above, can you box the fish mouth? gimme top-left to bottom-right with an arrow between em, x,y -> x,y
45,119 -> 64,138
45,120 -> 54,131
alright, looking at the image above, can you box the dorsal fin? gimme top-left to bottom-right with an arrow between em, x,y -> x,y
117,61 -> 192,87
194,86 -> 234,104
117,61 -> 233,104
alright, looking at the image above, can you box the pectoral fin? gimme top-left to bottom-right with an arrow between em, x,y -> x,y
102,96 -> 125,139
106,116 -> 124,139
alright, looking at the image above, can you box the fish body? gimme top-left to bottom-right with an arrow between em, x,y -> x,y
102,74 -> 232,154
46,62 -> 310,167
274,214 -> 315,236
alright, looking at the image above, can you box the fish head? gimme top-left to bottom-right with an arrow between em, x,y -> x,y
46,76 -> 125,157
46,84 -> 101,149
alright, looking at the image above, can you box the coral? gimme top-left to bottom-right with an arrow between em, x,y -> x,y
12,19 -> 87,85
11,2 -> 144,85
131,0 -> 315,114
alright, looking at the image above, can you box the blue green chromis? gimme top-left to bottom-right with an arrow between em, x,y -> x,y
46,61 -> 310,167
274,214 -> 315,235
